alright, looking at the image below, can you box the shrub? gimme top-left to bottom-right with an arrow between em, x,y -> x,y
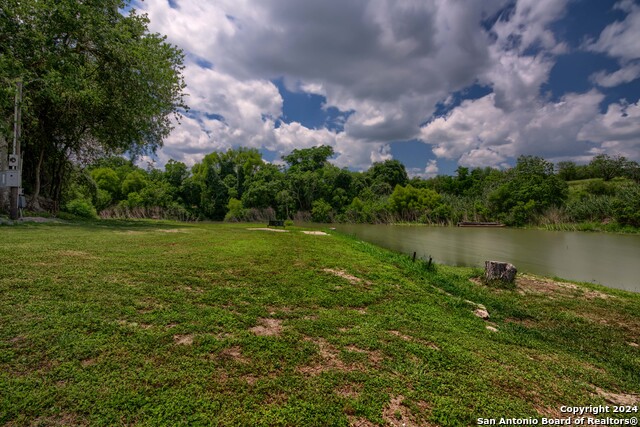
65,199 -> 97,219
311,199 -> 333,223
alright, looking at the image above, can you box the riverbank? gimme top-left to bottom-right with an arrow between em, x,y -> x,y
1,221 -> 639,426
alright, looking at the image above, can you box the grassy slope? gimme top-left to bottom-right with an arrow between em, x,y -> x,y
1,221 -> 639,426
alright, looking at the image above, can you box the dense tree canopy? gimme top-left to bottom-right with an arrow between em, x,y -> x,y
0,0 -> 186,208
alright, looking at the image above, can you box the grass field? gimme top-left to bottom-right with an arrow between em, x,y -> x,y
1,221 -> 639,426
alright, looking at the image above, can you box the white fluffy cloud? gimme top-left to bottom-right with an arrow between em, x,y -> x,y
419,90 -> 633,167
591,64 -> 640,87
587,0 -> 640,62
586,0 -> 640,89
579,100 -> 640,159
135,0 -> 640,171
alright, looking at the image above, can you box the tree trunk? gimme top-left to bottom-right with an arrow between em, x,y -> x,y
484,261 -> 517,285
29,145 -> 46,211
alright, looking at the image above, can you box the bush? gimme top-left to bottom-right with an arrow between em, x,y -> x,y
65,199 -> 97,219
311,199 -> 333,222
224,198 -> 247,222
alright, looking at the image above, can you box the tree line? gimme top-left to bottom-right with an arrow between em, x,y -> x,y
1,1 -> 638,229
50,148 -> 640,229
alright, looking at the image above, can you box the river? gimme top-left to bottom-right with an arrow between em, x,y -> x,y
331,224 -> 640,293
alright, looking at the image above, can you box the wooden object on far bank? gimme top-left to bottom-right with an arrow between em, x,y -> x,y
484,261 -> 517,285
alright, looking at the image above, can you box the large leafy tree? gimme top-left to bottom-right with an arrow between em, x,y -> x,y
0,0 -> 186,209
489,156 -> 568,225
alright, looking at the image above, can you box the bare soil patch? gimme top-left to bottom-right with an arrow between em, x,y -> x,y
173,334 -> 194,345
246,227 -> 289,233
348,416 -> 377,427
516,274 -> 611,300
22,413 -> 88,426
156,228 -> 187,233
220,346 -> 249,363
347,416 -> 377,427
323,268 -> 371,286
594,386 -> 640,405
387,330 -> 440,350
297,337 -> 360,376
302,231 -> 329,235
335,383 -> 363,399
57,250 -> 95,259
250,318 -> 283,336
382,395 -> 426,427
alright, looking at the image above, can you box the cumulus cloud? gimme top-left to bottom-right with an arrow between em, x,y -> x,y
408,159 -> 439,179
586,0 -> 640,62
420,91 -> 611,167
579,100 -> 640,161
591,63 -> 640,87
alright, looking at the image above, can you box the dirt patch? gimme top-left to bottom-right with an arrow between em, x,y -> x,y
324,268 -> 371,286
335,383 -> 363,399
80,358 -> 96,367
219,346 -> 249,363
22,413 -> 88,427
266,306 -> 294,316
344,345 -> 384,367
629,342 -> 639,347
119,230 -> 144,235
382,395 -> 425,427
594,387 -> 640,405
387,330 -> 440,350
57,250 -> 95,259
117,320 -> 152,329
157,228 -> 187,233
302,231 -> 329,235
250,318 -> 283,337
173,334 -> 194,345
505,318 -> 538,328
246,227 -> 289,233
516,275 -> 611,300
297,337 -> 361,376
347,416 -> 377,427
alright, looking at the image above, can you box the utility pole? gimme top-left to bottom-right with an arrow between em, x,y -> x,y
9,80 -> 23,220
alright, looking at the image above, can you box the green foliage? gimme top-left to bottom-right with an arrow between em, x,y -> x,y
311,199 -> 333,222
1,0 -> 186,205
224,198 -> 246,222
91,168 -> 121,197
613,183 -> 640,227
121,171 -> 148,195
65,198 -> 97,219
367,159 -> 408,194
282,145 -> 334,172
388,184 -> 442,221
95,189 -> 113,212
489,156 -> 568,225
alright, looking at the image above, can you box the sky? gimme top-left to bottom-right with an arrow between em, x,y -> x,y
133,0 -> 640,176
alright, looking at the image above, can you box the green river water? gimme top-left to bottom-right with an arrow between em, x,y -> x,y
332,224 -> 640,293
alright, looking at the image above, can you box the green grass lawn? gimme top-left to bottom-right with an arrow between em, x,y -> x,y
1,221 -> 639,426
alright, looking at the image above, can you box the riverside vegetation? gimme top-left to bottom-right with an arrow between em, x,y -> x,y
19,147 -> 640,233
1,221 -> 639,425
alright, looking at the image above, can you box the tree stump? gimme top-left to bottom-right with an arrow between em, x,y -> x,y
484,261 -> 517,287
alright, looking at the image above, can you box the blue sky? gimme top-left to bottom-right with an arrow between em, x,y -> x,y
134,0 -> 640,176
